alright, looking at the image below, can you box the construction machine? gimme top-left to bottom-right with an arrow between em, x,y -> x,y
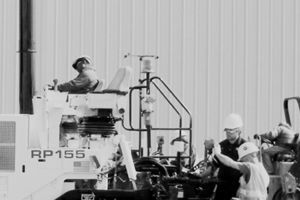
0,65 -> 138,200
0,55 -> 209,200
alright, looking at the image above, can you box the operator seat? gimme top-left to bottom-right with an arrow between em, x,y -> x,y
92,79 -> 105,92
93,66 -> 133,94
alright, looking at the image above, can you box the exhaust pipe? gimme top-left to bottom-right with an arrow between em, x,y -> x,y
19,0 -> 36,114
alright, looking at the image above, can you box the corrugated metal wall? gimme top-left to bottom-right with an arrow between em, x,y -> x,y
0,0 -> 19,113
1,0 -> 300,156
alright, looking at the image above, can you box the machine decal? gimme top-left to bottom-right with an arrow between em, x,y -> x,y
31,149 -> 85,159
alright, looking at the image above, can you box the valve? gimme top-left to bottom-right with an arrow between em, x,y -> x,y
142,95 -> 156,127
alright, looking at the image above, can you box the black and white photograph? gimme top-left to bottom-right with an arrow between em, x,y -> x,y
0,0 -> 300,199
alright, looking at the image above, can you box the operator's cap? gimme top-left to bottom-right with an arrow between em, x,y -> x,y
238,142 -> 259,161
72,56 -> 92,69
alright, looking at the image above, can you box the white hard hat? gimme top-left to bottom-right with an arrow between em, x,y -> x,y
224,113 -> 243,130
238,142 -> 259,160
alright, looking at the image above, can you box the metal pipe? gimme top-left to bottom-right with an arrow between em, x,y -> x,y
145,72 -> 151,156
19,0 -> 36,114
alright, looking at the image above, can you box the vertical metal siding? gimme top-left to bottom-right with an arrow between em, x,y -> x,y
0,0 -> 18,114
1,0 -> 300,156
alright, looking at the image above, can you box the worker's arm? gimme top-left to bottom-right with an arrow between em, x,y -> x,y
214,152 -> 241,170
213,144 -> 243,170
57,73 -> 90,92
214,146 -> 251,182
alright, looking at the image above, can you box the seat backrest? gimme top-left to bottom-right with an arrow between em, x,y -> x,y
93,79 -> 105,92
106,66 -> 133,91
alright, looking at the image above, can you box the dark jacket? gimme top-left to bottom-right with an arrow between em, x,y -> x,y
57,67 -> 98,93
214,137 -> 246,200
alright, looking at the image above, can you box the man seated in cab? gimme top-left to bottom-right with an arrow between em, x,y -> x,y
56,56 -> 99,93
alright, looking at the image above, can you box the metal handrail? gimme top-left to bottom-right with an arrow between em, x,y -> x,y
122,73 -> 193,166
283,97 -> 300,126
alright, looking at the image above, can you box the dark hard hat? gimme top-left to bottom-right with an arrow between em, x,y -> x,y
72,56 -> 91,69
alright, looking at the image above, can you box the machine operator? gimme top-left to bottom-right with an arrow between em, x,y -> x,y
56,56 -> 100,93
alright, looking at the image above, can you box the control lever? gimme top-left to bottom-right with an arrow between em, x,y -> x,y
53,78 -> 58,91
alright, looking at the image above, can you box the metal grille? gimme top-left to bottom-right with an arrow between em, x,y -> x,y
0,121 -> 16,171
0,121 -> 16,143
0,146 -> 15,170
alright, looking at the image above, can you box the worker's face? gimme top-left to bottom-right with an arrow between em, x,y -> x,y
75,61 -> 85,72
224,128 -> 240,144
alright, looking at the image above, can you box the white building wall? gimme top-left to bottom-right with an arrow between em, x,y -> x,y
0,0 -> 19,114
1,0 -> 300,156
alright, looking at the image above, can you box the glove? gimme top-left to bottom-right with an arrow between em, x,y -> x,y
253,134 -> 260,140
204,139 -> 215,150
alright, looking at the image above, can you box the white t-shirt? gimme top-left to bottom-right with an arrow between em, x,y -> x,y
237,162 -> 269,200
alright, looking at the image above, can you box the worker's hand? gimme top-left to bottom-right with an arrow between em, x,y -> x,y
253,134 -> 260,140
204,139 -> 214,150
213,144 -> 221,155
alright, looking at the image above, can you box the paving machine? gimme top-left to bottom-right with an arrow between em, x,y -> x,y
0,65 -> 137,200
0,54 -> 219,200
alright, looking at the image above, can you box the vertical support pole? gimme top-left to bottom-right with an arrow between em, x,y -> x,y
138,59 -> 143,157
145,72 -> 151,156
19,0 -> 36,114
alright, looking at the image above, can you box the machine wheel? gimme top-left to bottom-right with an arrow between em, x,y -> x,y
134,157 -> 169,177
273,188 -> 300,200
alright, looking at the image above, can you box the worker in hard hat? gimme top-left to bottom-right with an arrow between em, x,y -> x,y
212,113 -> 247,200
56,56 -> 100,93
214,142 -> 269,200
254,122 -> 300,174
